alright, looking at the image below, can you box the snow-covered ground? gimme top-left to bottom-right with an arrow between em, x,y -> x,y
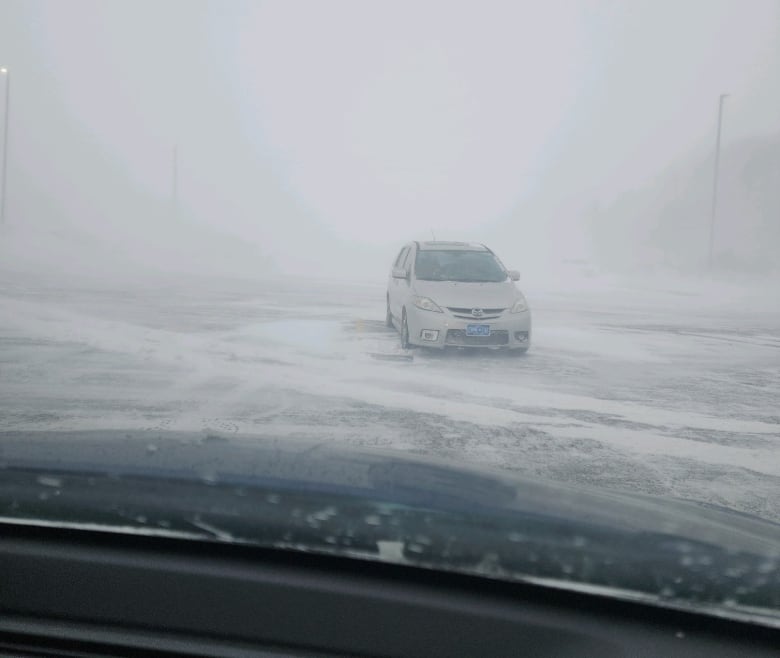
1,272 -> 779,521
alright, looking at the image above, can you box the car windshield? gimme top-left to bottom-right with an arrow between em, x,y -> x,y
1,0 -> 779,629
415,249 -> 507,282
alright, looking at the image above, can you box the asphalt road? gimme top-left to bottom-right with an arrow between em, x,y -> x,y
1,274 -> 779,521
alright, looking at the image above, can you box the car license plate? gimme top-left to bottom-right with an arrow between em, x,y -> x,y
466,324 -> 490,336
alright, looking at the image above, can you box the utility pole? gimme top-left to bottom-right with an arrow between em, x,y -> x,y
708,93 -> 729,268
172,144 -> 178,220
0,67 -> 9,225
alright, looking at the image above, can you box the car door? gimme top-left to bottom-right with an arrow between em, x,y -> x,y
388,245 -> 409,322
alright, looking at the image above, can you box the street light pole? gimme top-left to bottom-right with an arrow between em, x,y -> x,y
0,67 -> 9,225
708,93 -> 729,269
172,143 -> 178,220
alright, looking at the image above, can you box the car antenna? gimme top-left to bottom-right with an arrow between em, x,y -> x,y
430,229 -> 436,241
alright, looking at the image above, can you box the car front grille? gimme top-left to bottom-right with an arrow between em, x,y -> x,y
445,329 -> 509,346
446,307 -> 506,319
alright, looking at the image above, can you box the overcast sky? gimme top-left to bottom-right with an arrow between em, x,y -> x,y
1,0 -> 778,276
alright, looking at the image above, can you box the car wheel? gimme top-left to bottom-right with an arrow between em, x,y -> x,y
401,309 -> 411,349
386,296 -> 393,328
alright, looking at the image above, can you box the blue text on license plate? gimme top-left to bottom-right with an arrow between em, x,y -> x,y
466,324 -> 491,336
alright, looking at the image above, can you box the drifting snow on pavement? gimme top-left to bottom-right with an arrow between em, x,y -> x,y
1,274 -> 779,521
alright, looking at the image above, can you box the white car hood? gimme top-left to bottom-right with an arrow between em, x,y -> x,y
413,279 -> 520,309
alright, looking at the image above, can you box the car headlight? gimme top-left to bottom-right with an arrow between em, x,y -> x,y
412,296 -> 443,313
510,296 -> 528,313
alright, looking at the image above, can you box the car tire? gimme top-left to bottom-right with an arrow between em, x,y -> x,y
386,296 -> 393,328
401,309 -> 411,350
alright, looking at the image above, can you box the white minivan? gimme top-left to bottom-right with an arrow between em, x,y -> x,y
387,241 -> 531,352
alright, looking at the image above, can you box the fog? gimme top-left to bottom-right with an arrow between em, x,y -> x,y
0,0 -> 778,283
2,1 -> 780,526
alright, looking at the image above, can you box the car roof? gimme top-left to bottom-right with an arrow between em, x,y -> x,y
416,241 -> 489,252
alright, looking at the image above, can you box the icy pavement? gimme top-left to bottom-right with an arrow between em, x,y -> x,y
1,274 -> 779,521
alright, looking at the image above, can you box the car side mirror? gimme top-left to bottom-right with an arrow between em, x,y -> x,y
393,267 -> 410,280
508,270 -> 521,281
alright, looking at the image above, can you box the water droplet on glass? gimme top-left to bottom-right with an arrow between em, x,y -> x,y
364,514 -> 381,526
266,494 -> 281,504
199,471 -> 219,485
37,475 -> 62,488
135,515 -> 147,524
660,586 -> 675,598
158,520 -> 171,528
313,507 -> 337,522
38,492 -> 50,501
146,444 -> 159,454
508,532 -> 525,542
573,535 -> 587,548
407,543 -> 424,554
675,631 -> 686,639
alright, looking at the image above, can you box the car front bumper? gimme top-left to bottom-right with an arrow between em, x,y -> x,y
405,307 -> 532,350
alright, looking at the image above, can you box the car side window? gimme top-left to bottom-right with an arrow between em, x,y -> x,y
402,246 -> 414,271
394,247 -> 408,268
